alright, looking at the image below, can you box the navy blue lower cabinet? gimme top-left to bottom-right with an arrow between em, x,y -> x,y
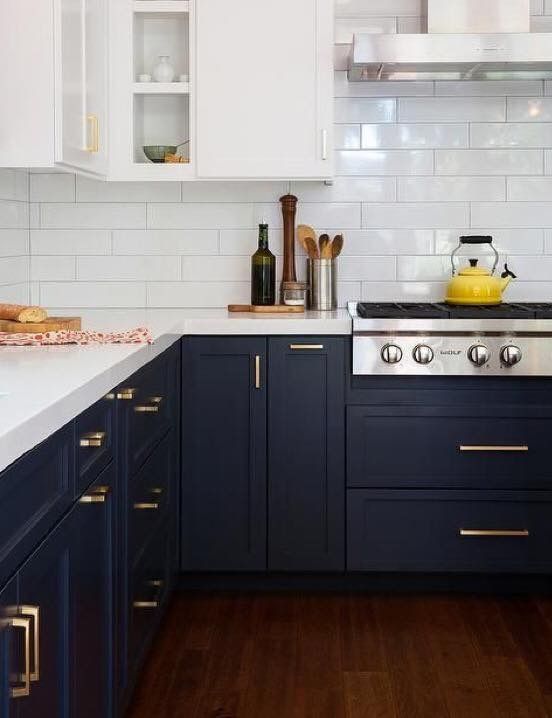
0,579 -> 18,717
71,465 -> 115,718
181,337 -> 267,571
268,338 -> 345,571
347,489 -> 552,573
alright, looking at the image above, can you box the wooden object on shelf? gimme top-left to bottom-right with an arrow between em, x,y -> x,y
0,317 -> 82,334
280,195 -> 298,287
227,305 -> 305,314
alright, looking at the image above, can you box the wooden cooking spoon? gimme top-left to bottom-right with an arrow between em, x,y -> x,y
331,234 -> 344,259
319,233 -> 331,259
304,236 -> 319,259
297,225 -> 317,253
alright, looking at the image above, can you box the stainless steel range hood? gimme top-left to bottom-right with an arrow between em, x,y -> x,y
348,0 -> 552,81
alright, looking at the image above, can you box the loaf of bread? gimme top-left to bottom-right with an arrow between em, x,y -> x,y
0,304 -> 48,323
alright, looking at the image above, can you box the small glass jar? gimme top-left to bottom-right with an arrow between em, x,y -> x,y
282,282 -> 307,307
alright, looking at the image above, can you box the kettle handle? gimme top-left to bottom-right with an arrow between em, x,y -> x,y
451,236 -> 499,276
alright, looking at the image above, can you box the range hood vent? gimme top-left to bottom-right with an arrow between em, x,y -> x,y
349,0 -> 552,81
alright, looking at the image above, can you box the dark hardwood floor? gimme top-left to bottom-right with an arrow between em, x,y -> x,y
127,592 -> 552,718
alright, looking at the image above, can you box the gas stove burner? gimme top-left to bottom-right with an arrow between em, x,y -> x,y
350,301 -> 552,377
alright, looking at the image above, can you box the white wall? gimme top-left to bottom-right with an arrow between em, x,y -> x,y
0,169 -> 29,304
4,0 -> 552,309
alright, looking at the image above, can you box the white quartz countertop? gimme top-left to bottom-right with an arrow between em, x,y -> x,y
0,308 -> 351,473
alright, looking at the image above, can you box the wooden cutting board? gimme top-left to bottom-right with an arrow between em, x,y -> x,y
0,317 -> 82,333
228,305 -> 305,314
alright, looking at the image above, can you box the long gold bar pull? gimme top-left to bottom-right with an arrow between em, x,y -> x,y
9,615 -> 31,698
117,388 -> 136,400
133,502 -> 160,511
79,431 -> 106,448
255,355 -> 261,389
459,445 -> 529,452
86,114 -> 100,153
289,344 -> 324,350
79,486 -> 111,504
20,606 -> 39,682
459,529 -> 530,538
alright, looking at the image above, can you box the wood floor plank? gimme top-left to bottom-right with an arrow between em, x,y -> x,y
343,671 -> 397,718
481,656 -> 550,718
462,596 -> 519,659
340,595 -> 386,673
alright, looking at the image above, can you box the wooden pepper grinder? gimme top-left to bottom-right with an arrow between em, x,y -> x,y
280,194 -> 298,302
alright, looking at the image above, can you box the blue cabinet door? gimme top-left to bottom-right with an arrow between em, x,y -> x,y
71,465 -> 115,718
17,514 -> 72,718
268,338 -> 345,571
181,337 -> 267,571
0,579 -> 19,718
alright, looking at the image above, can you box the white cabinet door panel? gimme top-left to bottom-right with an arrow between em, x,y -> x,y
196,0 -> 333,180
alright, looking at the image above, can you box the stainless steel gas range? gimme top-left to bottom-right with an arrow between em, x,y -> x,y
349,301 -> 552,377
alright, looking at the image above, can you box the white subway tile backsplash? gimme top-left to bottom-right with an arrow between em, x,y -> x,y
0,257 -> 28,285
343,229 -> 433,255
362,203 -> 470,229
0,200 -> 28,229
0,284 -> 29,303
397,255 -> 452,282
335,98 -> 396,123
361,124 -> 468,149
40,282 -> 146,308
30,173 -> 75,202
508,177 -> 552,201
399,98 -> 506,123
76,177 -> 180,203
292,178 -> 396,203
334,17 -> 396,43
435,81 -> 543,97
146,281 -> 250,308
0,229 -> 28,257
336,149 -> 433,176
398,177 -> 506,202
360,281 -> 447,302
30,256 -> 76,281
545,0 -> 552,12
505,256 -> 552,281
470,123 -> 552,148
30,229 -> 111,255
335,0 -> 424,16
297,202 -> 362,229
180,182 -> 287,203
531,15 -> 552,30
0,170 -> 28,202
41,203 -> 146,229
338,256 -> 396,281
219,229 -> 283,256
545,150 -> 552,173
506,282 -> 552,301
181,256 -> 249,282
533,0 -> 544,13
435,149 -> 543,175
435,229 -> 544,255
147,203 -> 281,230
507,98 -> 552,121
113,229 -> 218,256
545,230 -> 552,253
335,125 -> 361,150
76,256 -> 180,281
472,202 -> 552,228
334,72 -> 433,98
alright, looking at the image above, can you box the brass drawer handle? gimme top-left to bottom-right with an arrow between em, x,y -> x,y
117,388 -> 136,400
133,580 -> 164,609
289,344 -> 324,350
459,445 -> 529,452
79,486 -> 111,504
79,431 -> 106,448
86,114 -> 100,153
8,614 -> 31,698
460,529 -> 529,538
133,502 -> 160,510
255,355 -> 261,389
19,606 -> 40,682
134,396 -> 163,414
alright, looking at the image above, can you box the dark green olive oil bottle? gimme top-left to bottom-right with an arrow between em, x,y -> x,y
251,223 -> 275,306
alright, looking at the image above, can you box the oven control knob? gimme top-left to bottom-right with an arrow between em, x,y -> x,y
500,345 -> 522,367
413,344 -> 434,365
381,344 -> 403,364
468,344 -> 490,367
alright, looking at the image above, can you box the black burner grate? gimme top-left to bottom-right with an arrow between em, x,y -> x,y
356,302 -> 552,320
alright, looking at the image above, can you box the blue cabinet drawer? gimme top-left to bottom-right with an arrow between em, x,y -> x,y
347,489 -> 552,573
119,344 -> 179,476
75,393 -> 115,496
0,425 -> 74,587
128,522 -> 171,676
129,433 -> 172,566
347,405 -> 552,490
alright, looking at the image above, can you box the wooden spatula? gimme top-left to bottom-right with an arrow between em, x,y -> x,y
331,234 -> 344,259
297,224 -> 317,253
319,234 -> 332,259
304,236 -> 319,259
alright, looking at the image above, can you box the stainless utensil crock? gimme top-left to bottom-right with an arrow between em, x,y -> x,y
307,258 -> 337,311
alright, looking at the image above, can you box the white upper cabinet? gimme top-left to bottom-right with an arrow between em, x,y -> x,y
196,0 -> 334,180
0,0 -> 55,168
56,0 -> 108,176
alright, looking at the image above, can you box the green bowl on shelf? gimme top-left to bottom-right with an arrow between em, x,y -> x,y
142,145 -> 178,163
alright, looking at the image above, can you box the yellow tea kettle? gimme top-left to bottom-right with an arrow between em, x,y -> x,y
445,236 -> 516,306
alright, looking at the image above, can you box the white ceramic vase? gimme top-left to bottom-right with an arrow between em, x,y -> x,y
152,56 -> 175,83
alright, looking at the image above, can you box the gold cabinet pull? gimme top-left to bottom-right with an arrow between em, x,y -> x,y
133,580 -> 164,609
117,388 -> 136,400
460,529 -> 530,537
79,431 -> 106,448
289,344 -> 324,350
133,502 -> 160,510
86,114 -> 100,153
255,355 -> 261,389
459,445 -> 529,452
134,396 -> 163,414
8,615 -> 31,698
79,486 -> 111,504
20,606 -> 39,682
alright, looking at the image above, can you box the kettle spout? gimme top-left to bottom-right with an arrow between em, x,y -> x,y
500,263 -> 517,293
